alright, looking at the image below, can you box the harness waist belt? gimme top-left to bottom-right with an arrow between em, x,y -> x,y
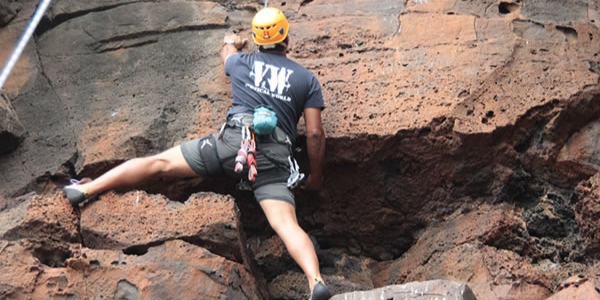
225,113 -> 291,146
227,113 -> 254,127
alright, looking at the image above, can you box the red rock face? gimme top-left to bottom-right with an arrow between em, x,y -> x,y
0,0 -> 599,299
0,192 -> 79,243
79,192 -> 245,261
0,239 -> 264,299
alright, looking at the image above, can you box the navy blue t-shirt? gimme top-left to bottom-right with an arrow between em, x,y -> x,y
225,52 -> 324,140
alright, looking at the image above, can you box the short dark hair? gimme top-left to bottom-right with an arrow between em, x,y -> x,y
258,37 -> 288,53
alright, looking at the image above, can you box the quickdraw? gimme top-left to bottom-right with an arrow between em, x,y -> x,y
247,135 -> 257,182
234,126 -> 249,173
234,126 -> 258,182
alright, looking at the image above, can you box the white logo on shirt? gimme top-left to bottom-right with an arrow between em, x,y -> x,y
248,61 -> 293,101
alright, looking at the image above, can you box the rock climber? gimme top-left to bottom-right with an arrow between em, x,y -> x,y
63,6 -> 331,300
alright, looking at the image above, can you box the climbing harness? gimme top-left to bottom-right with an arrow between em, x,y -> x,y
225,113 -> 305,191
0,0 -> 53,90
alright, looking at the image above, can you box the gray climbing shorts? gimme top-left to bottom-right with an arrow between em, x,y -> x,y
180,116 -> 295,206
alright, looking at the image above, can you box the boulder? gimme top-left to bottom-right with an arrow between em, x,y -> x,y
331,280 -> 477,300
0,239 -> 265,299
80,191 -> 248,263
374,204 -> 552,300
0,192 -> 79,243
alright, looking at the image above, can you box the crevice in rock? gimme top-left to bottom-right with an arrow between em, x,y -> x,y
300,0 -> 314,7
0,131 -> 23,155
72,208 -> 87,250
498,2 -> 519,14
55,156 -> 89,249
31,241 -> 73,268
556,25 -> 578,42
496,167 -> 540,204
122,240 -> 164,256
96,39 -> 159,53
119,235 -> 246,266
353,46 -> 399,54
511,19 -> 547,40
83,271 -> 90,300
29,263 -> 44,297
585,60 -> 600,75
36,2 -> 138,37
114,279 -> 140,300
91,24 -> 228,53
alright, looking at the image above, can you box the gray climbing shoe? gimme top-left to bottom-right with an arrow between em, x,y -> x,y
63,179 -> 91,205
309,282 -> 331,300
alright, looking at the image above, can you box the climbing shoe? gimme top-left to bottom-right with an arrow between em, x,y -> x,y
309,282 -> 332,300
63,178 -> 92,205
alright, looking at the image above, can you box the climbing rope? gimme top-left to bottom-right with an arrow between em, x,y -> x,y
0,0 -> 53,90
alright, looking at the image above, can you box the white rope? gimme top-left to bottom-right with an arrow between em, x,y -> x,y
0,0 -> 53,90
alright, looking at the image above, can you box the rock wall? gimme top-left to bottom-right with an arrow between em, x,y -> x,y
0,0 -> 599,299
0,0 -> 24,154
0,0 -> 19,26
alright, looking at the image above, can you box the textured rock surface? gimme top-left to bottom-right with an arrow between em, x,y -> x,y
0,240 -> 43,299
0,192 -> 79,243
547,271 -> 600,300
0,0 -> 599,299
80,191 -> 247,263
0,0 -> 19,27
575,173 -> 600,254
0,239 -> 265,299
373,203 -> 553,299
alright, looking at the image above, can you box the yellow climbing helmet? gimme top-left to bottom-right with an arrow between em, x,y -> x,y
251,7 -> 289,46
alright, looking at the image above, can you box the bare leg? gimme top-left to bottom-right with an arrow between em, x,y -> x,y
77,145 -> 198,196
259,199 -> 324,292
